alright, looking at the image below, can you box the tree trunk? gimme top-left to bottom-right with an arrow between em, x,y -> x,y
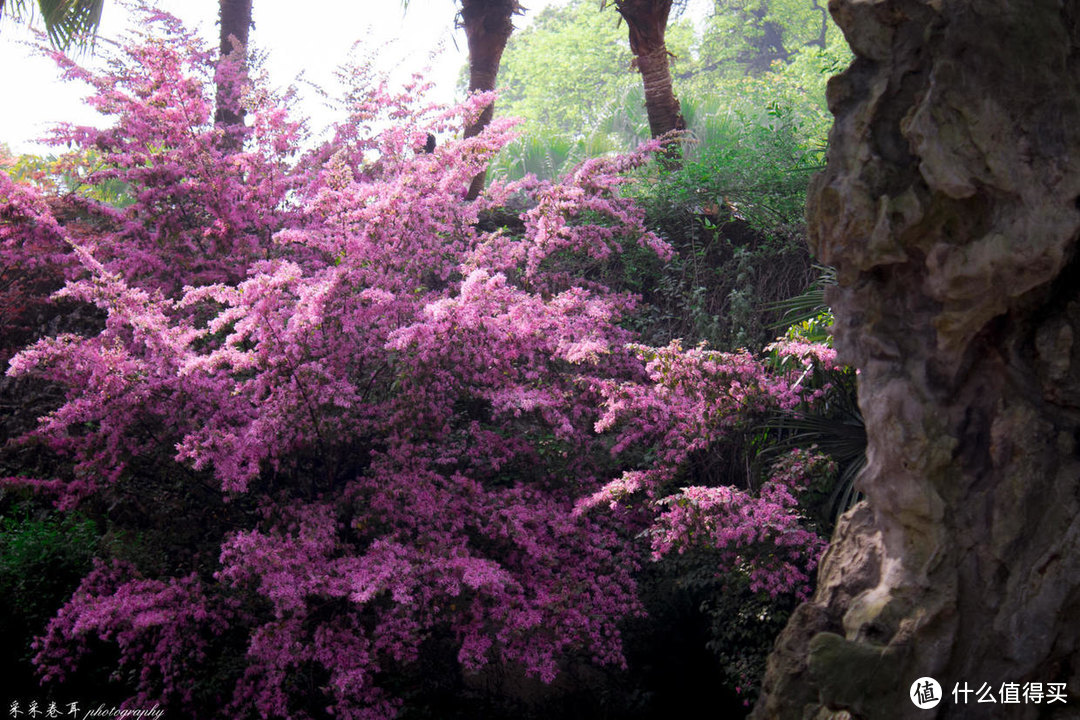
615,0 -> 684,147
461,0 -> 519,201
216,0 -> 253,133
753,0 -> 1080,718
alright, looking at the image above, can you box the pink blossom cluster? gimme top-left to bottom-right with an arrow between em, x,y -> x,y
648,450 -> 833,599
591,339 -> 818,474
580,342 -> 834,599
35,13 -> 297,295
765,337 -> 839,371
32,558 -> 239,708
0,171 -> 76,362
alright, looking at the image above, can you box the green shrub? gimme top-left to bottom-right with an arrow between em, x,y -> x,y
0,496 -> 101,684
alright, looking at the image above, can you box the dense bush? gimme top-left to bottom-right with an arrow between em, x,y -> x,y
0,9 -> 840,718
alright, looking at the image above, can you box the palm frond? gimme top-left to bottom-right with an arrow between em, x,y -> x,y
1,0 -> 103,50
758,382 -> 867,526
591,84 -> 650,147
489,133 -> 580,182
768,264 -> 836,329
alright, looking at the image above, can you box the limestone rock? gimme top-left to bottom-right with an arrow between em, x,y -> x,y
753,0 -> 1080,717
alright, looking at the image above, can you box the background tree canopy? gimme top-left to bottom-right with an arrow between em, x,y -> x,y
488,0 -> 849,183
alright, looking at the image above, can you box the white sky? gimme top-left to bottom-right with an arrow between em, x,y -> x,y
0,0 -> 566,155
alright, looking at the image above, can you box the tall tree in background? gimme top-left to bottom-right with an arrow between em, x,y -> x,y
605,0 -> 684,142
460,0 -> 521,199
215,0 -> 252,131
403,0 -> 521,199
0,0 -> 103,49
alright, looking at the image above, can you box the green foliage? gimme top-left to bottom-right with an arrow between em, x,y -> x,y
688,0 -> 844,83
494,0 -> 851,145
0,503 -> 92,559
494,0 -> 697,137
497,0 -> 633,134
768,264 -> 835,330
611,87 -> 820,350
492,34 -> 835,347
4,149 -> 135,207
663,99 -> 821,227
489,131 -> 622,183
0,496 -> 100,666
700,574 -> 800,704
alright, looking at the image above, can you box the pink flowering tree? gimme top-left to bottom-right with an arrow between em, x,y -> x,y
5,10 -> 658,717
2,8 -> 839,717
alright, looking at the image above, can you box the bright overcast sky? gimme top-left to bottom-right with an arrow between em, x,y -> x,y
0,0 -> 566,154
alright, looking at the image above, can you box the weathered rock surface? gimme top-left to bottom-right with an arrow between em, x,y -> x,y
753,0 -> 1080,717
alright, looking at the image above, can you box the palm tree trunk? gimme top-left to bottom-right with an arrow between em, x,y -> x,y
216,0 -> 253,132
460,0 -> 519,200
615,0 -> 684,148
635,43 -> 683,138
